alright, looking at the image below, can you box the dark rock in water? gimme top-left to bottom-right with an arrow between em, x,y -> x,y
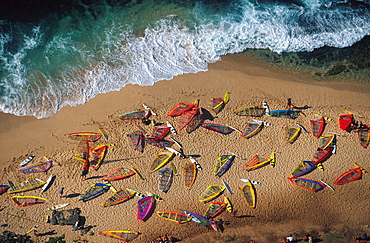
326,64 -> 346,76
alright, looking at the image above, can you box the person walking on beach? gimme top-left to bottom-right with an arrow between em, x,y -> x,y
286,98 -> 296,110
81,159 -> 89,180
286,234 -> 295,242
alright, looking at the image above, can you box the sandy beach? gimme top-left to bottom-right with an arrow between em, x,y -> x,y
0,53 -> 369,243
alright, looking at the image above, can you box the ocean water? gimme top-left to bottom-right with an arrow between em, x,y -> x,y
1,0 -> 369,118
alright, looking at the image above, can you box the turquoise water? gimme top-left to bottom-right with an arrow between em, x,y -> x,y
1,0 -> 370,118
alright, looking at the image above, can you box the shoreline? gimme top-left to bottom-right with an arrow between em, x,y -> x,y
0,53 -> 369,243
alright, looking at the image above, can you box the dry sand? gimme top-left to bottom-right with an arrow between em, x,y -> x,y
0,53 -> 369,243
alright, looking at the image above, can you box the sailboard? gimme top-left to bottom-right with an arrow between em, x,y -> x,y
240,182 -> 256,208
99,230 -> 139,242
19,161 -> 52,173
214,155 -> 235,177
200,123 -> 236,135
127,130 -> 144,152
182,163 -> 197,189
118,109 -> 151,120
102,167 -> 135,181
288,177 -> 325,192
315,114 -> 334,122
90,144 -> 108,170
189,156 -> 202,170
151,152 -> 174,172
98,128 -> 108,140
222,180 -> 233,194
126,188 -> 145,198
334,168 -> 362,185
241,121 -> 264,139
310,117 -> 325,138
65,132 -> 102,142
146,191 -> 164,201
167,102 -> 195,117
78,183 -> 109,201
285,126 -> 301,143
156,211 -> 190,224
137,196 -> 155,221
242,152 -> 275,172
11,196 -> 46,207
291,161 -> 316,178
199,185 -> 226,202
143,104 -> 157,115
234,106 -> 266,117
158,167 -> 173,193
204,202 -> 227,218
8,177 -> 46,194
165,147 -> 185,158
182,210 -> 210,226
19,155 -> 35,166
267,110 -> 301,119
166,121 -> 177,134
41,175 -> 54,192
101,189 -> 135,207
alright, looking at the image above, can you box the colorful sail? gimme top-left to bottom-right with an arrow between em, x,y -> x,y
151,126 -> 170,141
137,196 -> 155,221
78,183 -> 109,201
223,197 -> 233,212
285,126 -> 301,143
74,140 -> 90,164
357,125 -> 369,148
156,211 -> 190,224
168,102 -> 195,117
11,196 -> 46,207
186,114 -> 202,134
8,177 -> 46,194
240,182 -> 256,208
18,161 -> 52,173
241,121 -> 263,139
234,106 -> 266,117
199,185 -> 226,202
319,134 -> 336,149
101,189 -> 135,207
90,145 -> 107,170
288,177 -> 325,192
151,152 -> 174,172
182,163 -> 197,189
214,155 -> 235,177
312,147 -> 333,165
204,202 -> 227,219
338,114 -> 354,132
182,210 -> 210,226
310,117 -> 325,138
200,123 -> 235,135
102,167 -> 135,181
118,109 -> 151,120
158,168 -> 173,193
99,230 -> 139,242
207,92 -> 230,114
65,132 -> 102,142
178,107 -> 200,130
242,152 -> 275,172
144,138 -> 174,149
0,185 -> 9,194
334,168 -> 362,185
291,161 -> 316,178
127,130 -> 144,152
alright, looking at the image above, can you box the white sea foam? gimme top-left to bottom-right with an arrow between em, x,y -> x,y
0,0 -> 370,118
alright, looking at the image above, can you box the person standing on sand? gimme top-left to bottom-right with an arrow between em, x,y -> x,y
286,98 -> 296,110
58,187 -> 64,198
81,159 -> 89,180
286,234 -> 295,242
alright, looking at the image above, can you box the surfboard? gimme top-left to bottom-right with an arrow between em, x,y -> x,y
19,155 -> 35,166
48,203 -> 69,211
41,175 -> 54,192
